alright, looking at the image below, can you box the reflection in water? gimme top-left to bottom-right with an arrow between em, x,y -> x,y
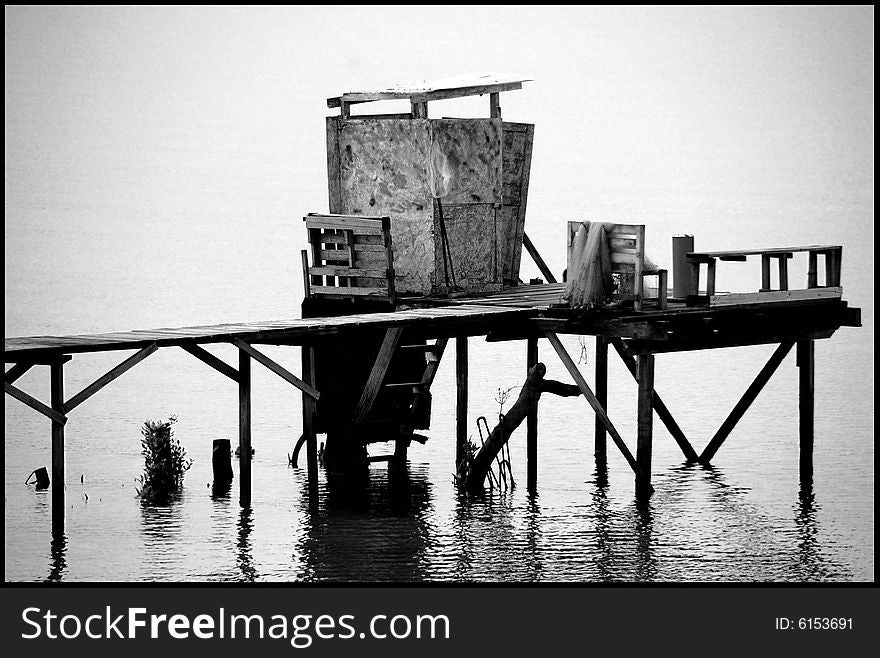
793,482 -> 829,581
701,464 -> 843,581
237,508 -> 257,582
524,493 -> 543,582
296,462 -> 434,581
138,492 -> 185,580
46,534 -> 67,583
211,479 -> 233,500
589,478 -> 614,582
451,488 -> 475,581
631,497 -> 656,582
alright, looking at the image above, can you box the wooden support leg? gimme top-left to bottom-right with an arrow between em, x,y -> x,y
636,354 -> 654,496
455,336 -> 468,479
761,254 -> 772,291
50,361 -> 65,538
594,336 -> 608,464
610,338 -> 699,462
526,337 -> 538,491
797,340 -> 814,482
699,341 -> 794,464
238,349 -> 252,508
303,345 -> 318,507
546,332 -> 652,492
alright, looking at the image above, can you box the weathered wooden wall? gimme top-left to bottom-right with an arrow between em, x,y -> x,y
326,116 -> 533,295
500,122 -> 534,285
329,117 -> 436,294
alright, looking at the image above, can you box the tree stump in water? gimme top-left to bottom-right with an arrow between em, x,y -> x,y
465,363 -> 581,492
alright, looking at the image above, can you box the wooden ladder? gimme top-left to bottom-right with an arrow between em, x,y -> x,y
347,327 -> 449,461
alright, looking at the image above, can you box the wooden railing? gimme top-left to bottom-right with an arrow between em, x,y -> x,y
301,213 -> 396,303
686,245 -> 842,297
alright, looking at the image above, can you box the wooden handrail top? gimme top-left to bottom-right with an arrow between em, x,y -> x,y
687,245 -> 841,262
305,213 -> 389,221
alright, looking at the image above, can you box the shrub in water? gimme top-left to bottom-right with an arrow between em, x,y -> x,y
137,416 -> 192,503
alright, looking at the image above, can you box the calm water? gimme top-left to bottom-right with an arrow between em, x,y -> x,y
4,7 -> 874,582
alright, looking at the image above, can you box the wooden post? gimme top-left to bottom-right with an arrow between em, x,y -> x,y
545,332 -> 652,491
238,349 -> 252,508
212,439 -> 233,484
778,256 -> 789,291
489,92 -> 501,119
807,251 -> 818,288
50,360 -> 65,538
826,247 -> 842,286
761,254 -> 772,290
636,354 -> 654,496
594,336 -> 608,464
610,338 -> 698,461
455,336 -> 468,478
706,258 -> 716,296
303,344 -> 319,509
301,249 -> 311,298
526,336 -> 538,491
797,340 -> 814,482
688,259 -> 701,295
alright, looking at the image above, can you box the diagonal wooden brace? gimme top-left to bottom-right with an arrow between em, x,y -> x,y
699,341 -> 794,464
5,362 -> 34,385
5,381 -> 67,425
182,344 -> 240,382
545,331 -> 652,490
232,338 -> 320,400
63,343 -> 158,414
346,327 -> 404,441
610,337 -> 699,462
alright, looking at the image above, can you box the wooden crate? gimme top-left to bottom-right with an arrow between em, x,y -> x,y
302,214 -> 396,304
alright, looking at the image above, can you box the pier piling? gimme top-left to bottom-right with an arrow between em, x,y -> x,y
526,337 -> 539,491
50,360 -> 65,537
797,339 -> 815,482
594,336 -> 608,466
455,337 -> 468,479
238,349 -> 252,508
212,439 -> 233,484
636,354 -> 654,496
303,345 -> 318,509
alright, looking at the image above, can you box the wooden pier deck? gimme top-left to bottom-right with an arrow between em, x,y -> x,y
4,281 -> 861,537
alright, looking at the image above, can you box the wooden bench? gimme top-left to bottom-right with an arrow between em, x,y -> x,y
686,245 -> 842,297
566,222 -> 667,311
301,214 -> 396,303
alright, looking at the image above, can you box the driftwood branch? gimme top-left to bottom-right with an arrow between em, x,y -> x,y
465,363 -> 580,491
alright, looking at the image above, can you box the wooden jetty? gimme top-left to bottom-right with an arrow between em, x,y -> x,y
4,74 -> 862,538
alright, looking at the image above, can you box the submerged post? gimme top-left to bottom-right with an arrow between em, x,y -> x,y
212,439 -> 233,484
594,336 -> 608,465
455,336 -> 468,478
636,353 -> 654,496
238,349 -> 252,508
50,360 -> 65,537
797,339 -> 815,482
526,337 -> 538,491
303,344 -> 318,508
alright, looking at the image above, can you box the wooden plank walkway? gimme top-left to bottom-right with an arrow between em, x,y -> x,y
4,303 -> 542,362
